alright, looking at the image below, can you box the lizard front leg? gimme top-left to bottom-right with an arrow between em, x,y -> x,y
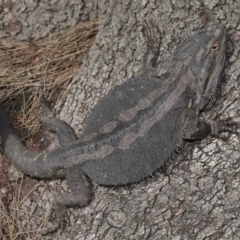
182,104 -> 238,141
142,19 -> 164,78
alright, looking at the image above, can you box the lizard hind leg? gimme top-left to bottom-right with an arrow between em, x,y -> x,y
43,167 -> 92,235
39,101 -> 92,234
39,99 -> 77,146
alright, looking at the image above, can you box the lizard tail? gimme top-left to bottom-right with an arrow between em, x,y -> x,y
0,104 -> 47,178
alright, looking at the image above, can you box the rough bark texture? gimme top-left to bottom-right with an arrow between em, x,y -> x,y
0,0 -> 108,46
2,0 -> 240,239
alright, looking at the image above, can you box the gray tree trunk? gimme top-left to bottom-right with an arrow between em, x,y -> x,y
57,1 -> 240,239
0,0 -> 108,46
3,1 -> 240,239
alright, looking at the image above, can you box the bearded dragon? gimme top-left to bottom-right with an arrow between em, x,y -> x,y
0,19 -> 230,234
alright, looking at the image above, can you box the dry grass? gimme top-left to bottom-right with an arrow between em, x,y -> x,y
0,20 -> 99,239
0,176 -> 49,240
0,20 -> 99,145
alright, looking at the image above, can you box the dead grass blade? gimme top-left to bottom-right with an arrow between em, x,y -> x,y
0,20 -> 99,145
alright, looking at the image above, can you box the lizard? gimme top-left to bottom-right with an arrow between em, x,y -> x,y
0,18 -> 232,234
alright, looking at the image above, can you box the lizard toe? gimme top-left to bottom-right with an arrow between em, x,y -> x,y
42,202 -> 68,235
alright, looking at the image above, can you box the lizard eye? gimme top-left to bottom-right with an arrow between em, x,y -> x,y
211,43 -> 219,51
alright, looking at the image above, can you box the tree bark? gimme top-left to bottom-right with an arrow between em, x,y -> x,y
58,1 -> 240,239
3,0 -> 240,239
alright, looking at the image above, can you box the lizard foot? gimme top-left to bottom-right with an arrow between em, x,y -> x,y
42,202 -> 68,235
142,19 -> 161,54
42,168 -> 92,235
209,115 -> 239,140
141,19 -> 164,77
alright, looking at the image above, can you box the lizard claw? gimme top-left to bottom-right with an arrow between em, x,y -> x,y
209,115 -> 239,139
42,203 -> 68,235
142,19 -> 162,54
141,19 -> 164,77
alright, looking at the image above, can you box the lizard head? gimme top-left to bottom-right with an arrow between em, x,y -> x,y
173,23 -> 227,110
